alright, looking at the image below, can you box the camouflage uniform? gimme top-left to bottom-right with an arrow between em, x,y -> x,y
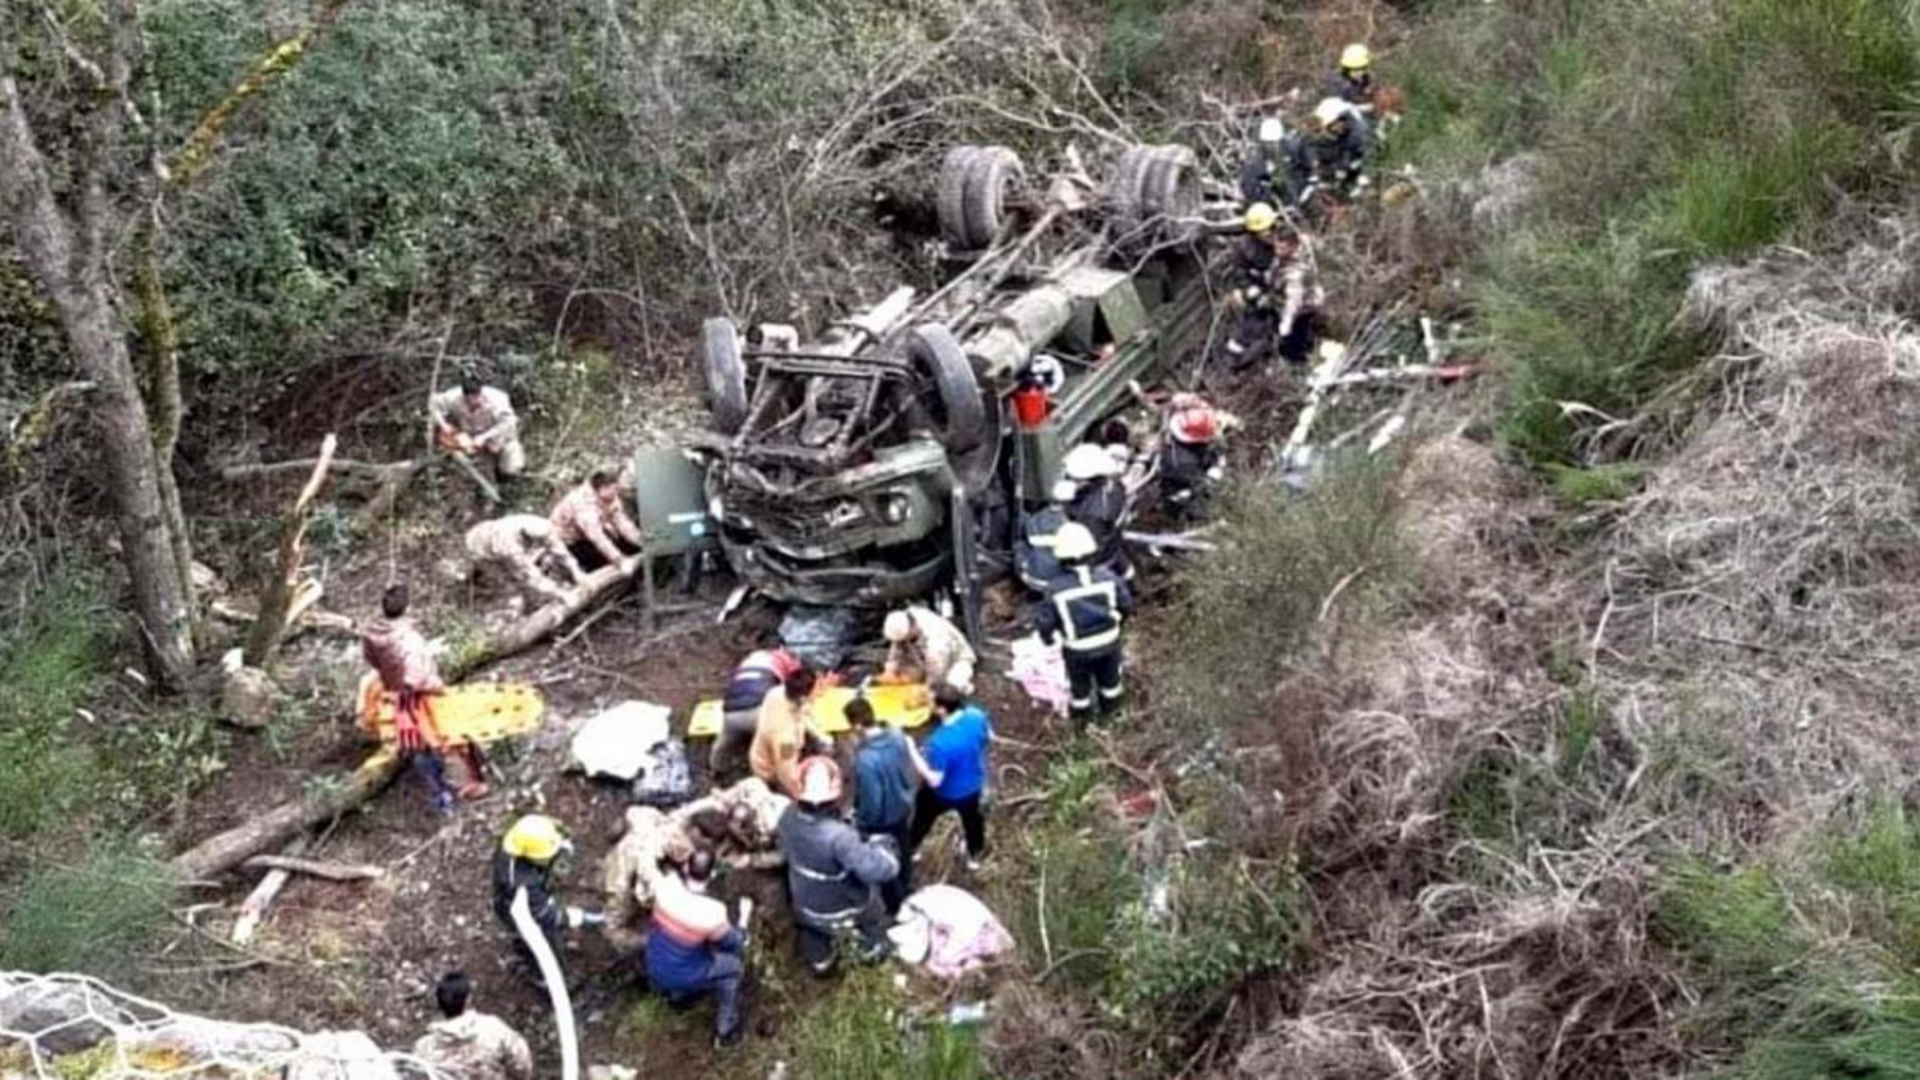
599,806 -> 694,953
411,1010 -> 533,1080
429,386 -> 525,476
464,514 -> 578,605
884,606 -> 977,694
549,481 -> 643,571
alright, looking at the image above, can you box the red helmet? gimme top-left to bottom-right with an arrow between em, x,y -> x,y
1170,402 -> 1220,445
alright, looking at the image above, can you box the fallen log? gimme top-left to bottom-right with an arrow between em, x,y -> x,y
241,855 -> 385,882
245,434 -> 337,666
173,752 -> 402,882
231,836 -> 309,946
220,456 -> 422,481
175,566 -> 637,879
444,562 -> 634,680
211,599 -> 356,636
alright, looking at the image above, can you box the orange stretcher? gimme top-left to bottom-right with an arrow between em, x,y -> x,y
686,683 -> 934,739
357,673 -> 546,748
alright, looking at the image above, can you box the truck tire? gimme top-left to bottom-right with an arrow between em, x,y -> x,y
1143,146 -> 1201,242
701,317 -> 749,435
961,146 -> 1025,249
1108,143 -> 1198,251
907,323 -> 989,453
938,147 -> 983,251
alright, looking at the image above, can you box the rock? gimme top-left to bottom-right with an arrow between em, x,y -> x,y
285,1030 -> 399,1079
221,666 -> 280,729
0,978 -> 127,1056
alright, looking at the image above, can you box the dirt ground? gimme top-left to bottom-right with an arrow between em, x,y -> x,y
166,509 -> 1059,1076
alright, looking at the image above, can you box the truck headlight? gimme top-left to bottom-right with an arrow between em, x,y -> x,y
879,494 -> 911,525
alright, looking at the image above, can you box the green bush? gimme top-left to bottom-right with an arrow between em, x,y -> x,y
0,845 -> 177,977
1156,455 -> 1408,734
0,570 -> 107,836
785,968 -> 986,1080
1110,848 -> 1303,1018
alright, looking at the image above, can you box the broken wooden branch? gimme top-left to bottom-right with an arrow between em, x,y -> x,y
231,836 -> 309,945
241,854 -> 385,882
211,599 -> 356,636
244,434 -> 337,665
1321,363 -> 1477,389
220,456 -> 420,481
173,751 -> 403,881
1123,529 -> 1217,553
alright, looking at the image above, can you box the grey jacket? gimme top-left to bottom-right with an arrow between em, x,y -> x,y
776,805 -> 899,930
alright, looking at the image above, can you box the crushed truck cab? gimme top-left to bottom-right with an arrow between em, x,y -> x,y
688,142 -> 1224,608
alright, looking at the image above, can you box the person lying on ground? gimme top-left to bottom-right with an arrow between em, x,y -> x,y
431,378 -> 526,478
464,513 -> 581,607
549,468 -> 643,573
411,971 -> 533,1080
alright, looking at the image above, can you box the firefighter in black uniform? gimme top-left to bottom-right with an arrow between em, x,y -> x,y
1238,116 -> 1313,210
491,814 -> 578,984
1035,522 -> 1135,726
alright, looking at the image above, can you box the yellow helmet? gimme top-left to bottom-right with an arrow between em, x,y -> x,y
1340,43 -> 1372,71
502,814 -> 570,864
1243,202 -> 1280,234
1313,97 -> 1351,130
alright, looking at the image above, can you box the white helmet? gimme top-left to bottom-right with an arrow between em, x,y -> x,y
1314,97 -> 1352,130
882,610 -> 916,643
1063,443 -> 1121,481
1053,522 -> 1099,563
797,756 -> 843,805
1257,116 -> 1285,144
1049,479 -> 1079,504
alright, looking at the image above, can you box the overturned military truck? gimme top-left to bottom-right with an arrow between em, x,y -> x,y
684,143 -> 1227,615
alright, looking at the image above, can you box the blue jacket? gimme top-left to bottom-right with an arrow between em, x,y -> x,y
645,877 -> 744,993
853,728 -> 915,833
777,805 -> 899,931
1034,564 -> 1134,654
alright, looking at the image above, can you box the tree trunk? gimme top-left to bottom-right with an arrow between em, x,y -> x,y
68,287 -> 197,683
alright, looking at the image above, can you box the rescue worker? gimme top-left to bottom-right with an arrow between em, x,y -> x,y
750,667 -> 822,798
1271,228 -> 1324,366
848,697 -> 919,913
464,514 -> 581,607
646,850 -> 749,1048
881,605 -> 977,694
712,644 -> 803,779
1326,43 -> 1377,113
1035,522 -> 1135,726
1238,116 -> 1312,210
1016,480 -> 1077,592
1159,393 -> 1237,520
411,971 -> 533,1080
549,469 -> 643,574
1224,205 -> 1322,369
775,757 -> 901,976
1062,443 -> 1129,580
1307,97 -> 1372,199
905,685 -> 994,872
491,814 -> 587,982
430,378 -> 525,478
361,583 -> 480,811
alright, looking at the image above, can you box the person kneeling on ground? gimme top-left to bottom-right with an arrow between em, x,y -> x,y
549,468 -> 643,574
776,757 -> 901,976
412,971 -> 533,1080
712,643 -> 802,780
647,849 -> 749,1048
907,686 -> 993,872
881,604 -> 977,694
